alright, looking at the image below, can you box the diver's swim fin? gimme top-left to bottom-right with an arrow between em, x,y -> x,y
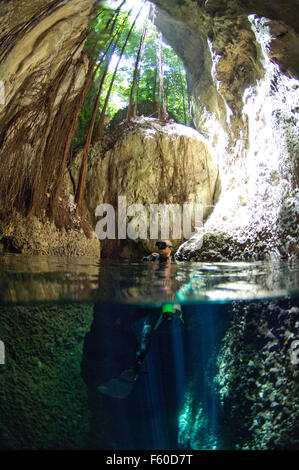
97,368 -> 136,399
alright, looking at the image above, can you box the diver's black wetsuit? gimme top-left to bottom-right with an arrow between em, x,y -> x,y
132,310 -> 165,379
142,253 -> 175,262
131,252 -> 177,380
82,253 -> 180,399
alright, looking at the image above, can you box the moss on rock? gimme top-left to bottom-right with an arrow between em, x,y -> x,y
215,299 -> 299,449
0,302 -> 94,449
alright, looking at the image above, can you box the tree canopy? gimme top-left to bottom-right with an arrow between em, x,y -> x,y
73,0 -> 191,149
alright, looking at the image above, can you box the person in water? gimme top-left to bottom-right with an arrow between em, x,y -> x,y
142,239 -> 174,262
97,303 -> 183,399
97,240 -> 183,399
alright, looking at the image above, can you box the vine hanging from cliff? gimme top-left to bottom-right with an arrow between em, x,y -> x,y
75,5 -> 144,215
0,0 -> 191,237
126,8 -> 149,123
0,1 -> 124,232
0,29 -> 88,221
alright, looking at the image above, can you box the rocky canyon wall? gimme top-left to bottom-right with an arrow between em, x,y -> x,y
0,0 -> 298,259
0,0 -> 100,256
152,0 -> 299,261
67,118 -> 221,258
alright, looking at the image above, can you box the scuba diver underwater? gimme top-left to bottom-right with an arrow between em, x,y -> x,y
97,302 -> 184,399
93,239 -> 184,399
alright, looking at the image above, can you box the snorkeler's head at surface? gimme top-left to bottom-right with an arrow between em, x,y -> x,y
155,239 -> 173,259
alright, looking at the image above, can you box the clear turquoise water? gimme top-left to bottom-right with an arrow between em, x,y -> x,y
0,254 -> 298,450
0,254 -> 298,305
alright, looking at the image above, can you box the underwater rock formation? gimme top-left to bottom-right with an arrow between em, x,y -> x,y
215,299 -> 299,449
68,117 -> 221,258
0,303 -> 94,449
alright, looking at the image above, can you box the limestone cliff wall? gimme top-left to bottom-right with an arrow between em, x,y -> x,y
0,0 -> 298,259
68,118 -> 221,258
0,0 -> 100,256
152,0 -> 299,261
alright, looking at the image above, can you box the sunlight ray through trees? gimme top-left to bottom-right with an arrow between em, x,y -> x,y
73,0 -> 191,217
74,0 -> 190,149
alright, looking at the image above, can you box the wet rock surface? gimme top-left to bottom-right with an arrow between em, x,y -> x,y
68,117 -> 221,258
215,299 -> 299,449
152,1 -> 299,262
0,303 -> 94,450
0,211 -> 100,257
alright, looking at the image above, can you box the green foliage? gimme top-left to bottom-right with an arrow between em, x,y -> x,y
73,79 -> 99,148
163,44 -> 190,125
74,0 -> 191,149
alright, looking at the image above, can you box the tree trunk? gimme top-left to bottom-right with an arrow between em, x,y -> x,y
178,62 -> 187,125
75,7 -> 143,214
75,51 -> 115,214
156,31 -> 167,120
49,14 -> 126,218
152,67 -> 157,107
126,15 -> 148,123
75,9 -> 141,213
163,78 -> 168,120
97,6 -> 143,138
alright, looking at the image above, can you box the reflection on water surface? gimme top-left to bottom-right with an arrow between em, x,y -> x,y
0,254 -> 298,304
0,254 -> 298,450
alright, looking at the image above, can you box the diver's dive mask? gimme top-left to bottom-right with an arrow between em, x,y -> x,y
162,304 -> 184,323
156,241 -> 172,250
